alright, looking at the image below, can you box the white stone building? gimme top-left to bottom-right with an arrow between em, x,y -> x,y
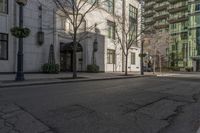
0,0 -> 141,73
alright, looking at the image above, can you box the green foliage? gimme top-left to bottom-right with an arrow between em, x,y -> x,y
139,53 -> 147,58
10,27 -> 30,38
42,63 -> 60,74
87,64 -> 99,73
185,67 -> 193,72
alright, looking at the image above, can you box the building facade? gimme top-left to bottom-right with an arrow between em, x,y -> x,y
144,0 -> 200,71
0,0 -> 141,73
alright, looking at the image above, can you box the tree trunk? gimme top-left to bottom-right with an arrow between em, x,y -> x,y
153,48 -> 157,74
122,0 -> 126,72
159,54 -> 162,73
73,34 -> 77,79
125,54 -> 128,76
153,56 -> 156,74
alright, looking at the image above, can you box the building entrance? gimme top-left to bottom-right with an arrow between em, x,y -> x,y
60,42 -> 83,72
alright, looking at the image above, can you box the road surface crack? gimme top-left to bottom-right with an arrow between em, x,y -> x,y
123,97 -> 167,115
158,105 -> 184,133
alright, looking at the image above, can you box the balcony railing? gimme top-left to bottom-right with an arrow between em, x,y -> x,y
145,20 -> 155,26
154,13 -> 169,20
170,28 -> 188,34
144,10 -> 155,17
168,15 -> 188,23
146,1 -> 154,7
144,2 -> 154,10
154,2 -> 169,11
169,0 -> 187,4
168,2 -> 188,13
154,24 -> 169,29
155,0 -> 163,3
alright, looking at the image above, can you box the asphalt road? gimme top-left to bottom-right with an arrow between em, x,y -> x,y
0,77 -> 200,133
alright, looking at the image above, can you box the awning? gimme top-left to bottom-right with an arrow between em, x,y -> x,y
60,42 -> 83,52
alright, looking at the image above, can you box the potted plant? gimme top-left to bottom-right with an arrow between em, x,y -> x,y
16,0 -> 28,5
10,27 -> 30,38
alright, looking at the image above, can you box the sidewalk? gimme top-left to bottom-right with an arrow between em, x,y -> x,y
0,72 -> 155,88
157,72 -> 200,78
0,103 -> 53,133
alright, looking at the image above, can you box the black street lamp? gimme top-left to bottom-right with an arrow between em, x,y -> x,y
92,38 -> 98,65
92,24 -> 98,65
15,0 -> 27,81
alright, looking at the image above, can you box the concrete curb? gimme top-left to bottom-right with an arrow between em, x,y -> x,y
0,75 -> 155,88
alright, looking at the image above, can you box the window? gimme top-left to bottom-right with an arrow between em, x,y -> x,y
129,5 -> 137,19
107,21 -> 115,39
129,5 -> 137,40
171,24 -> 176,30
181,32 -> 187,40
181,22 -> 187,30
0,33 -> 8,60
106,0 -> 114,14
131,53 -> 136,65
107,49 -> 115,64
196,15 -> 200,24
195,3 -> 200,11
0,0 -> 8,14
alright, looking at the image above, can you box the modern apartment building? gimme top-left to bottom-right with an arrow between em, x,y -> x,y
0,0 -> 141,73
144,0 -> 200,71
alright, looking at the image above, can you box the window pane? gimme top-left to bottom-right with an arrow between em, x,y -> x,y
0,33 -> 8,41
0,0 -> 3,12
107,49 -> 115,64
0,33 -> 8,60
106,0 -> 114,14
0,0 -> 8,13
107,21 -> 115,39
129,4 -> 137,40
0,41 -> 7,59
131,53 -> 135,64
196,3 -> 200,11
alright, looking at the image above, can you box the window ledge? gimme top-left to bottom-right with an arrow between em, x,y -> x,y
0,59 -> 8,60
0,13 -> 8,17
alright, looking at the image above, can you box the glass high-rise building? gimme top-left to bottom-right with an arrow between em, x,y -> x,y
144,0 -> 200,71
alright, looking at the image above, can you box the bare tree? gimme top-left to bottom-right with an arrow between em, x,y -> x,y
53,0 -> 99,78
113,15 -> 143,75
144,30 -> 170,74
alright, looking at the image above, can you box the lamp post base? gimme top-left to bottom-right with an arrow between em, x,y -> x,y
140,71 -> 144,75
15,73 -> 24,81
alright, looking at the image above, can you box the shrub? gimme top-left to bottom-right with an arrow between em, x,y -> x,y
42,63 -> 60,74
185,67 -> 193,72
170,67 -> 180,71
87,64 -> 99,73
